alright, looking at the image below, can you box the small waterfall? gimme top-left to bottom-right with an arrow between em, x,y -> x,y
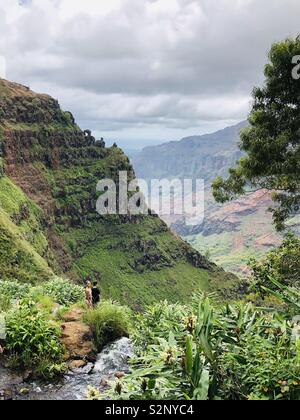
0,338 -> 134,401
94,338 -> 134,376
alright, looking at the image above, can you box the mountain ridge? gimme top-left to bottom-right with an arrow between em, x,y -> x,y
0,79 -> 236,309
132,121 -> 247,181
130,121 -> 299,275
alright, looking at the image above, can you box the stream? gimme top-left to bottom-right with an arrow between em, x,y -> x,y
0,337 -> 134,401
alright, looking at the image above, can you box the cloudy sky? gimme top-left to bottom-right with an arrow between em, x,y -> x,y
0,0 -> 299,148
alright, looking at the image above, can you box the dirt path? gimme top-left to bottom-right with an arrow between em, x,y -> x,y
60,308 -> 96,368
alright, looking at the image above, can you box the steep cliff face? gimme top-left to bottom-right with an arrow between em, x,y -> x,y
0,79 -> 234,309
183,190 -> 284,276
132,121 -> 246,181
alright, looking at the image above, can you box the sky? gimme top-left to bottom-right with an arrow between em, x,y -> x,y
0,0 -> 299,149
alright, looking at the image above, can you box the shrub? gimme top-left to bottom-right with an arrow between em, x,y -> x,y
84,300 -> 132,350
133,301 -> 188,353
5,300 -> 64,375
42,277 -> 84,306
0,280 -> 30,300
0,294 -> 11,312
250,233 -> 300,294
0,280 -> 30,312
35,359 -> 67,381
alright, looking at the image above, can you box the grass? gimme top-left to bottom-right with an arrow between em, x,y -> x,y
84,300 -> 132,350
0,177 -> 54,283
62,218 -> 217,310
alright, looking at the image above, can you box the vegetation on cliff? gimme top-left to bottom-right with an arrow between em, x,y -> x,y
0,78 -> 233,309
0,176 -> 55,283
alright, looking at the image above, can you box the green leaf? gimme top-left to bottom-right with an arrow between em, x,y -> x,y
185,335 -> 193,376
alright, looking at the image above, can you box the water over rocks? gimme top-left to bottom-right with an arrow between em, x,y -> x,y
0,338 -> 134,401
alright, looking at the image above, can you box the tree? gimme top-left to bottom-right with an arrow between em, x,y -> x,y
212,36 -> 300,230
250,233 -> 300,294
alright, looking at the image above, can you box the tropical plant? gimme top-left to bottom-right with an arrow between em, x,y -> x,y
102,295 -> 300,401
4,299 -> 65,377
0,294 -> 11,312
0,280 -> 30,300
42,277 -> 84,306
260,277 -> 300,314
0,280 -> 30,313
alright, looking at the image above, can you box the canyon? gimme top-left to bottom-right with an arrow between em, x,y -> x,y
0,78 -> 236,310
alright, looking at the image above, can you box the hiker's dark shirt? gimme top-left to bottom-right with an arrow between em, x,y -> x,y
92,287 -> 100,305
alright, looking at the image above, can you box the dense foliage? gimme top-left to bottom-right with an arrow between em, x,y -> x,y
41,277 -> 84,306
104,294 -> 300,401
250,233 -> 300,296
100,235 -> 300,401
0,278 -> 85,379
0,280 -> 30,299
4,300 -> 66,379
0,280 -> 30,311
0,277 -> 84,311
212,36 -> 300,230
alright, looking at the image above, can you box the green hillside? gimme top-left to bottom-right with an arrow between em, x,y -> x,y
0,79 -> 234,309
0,176 -> 54,283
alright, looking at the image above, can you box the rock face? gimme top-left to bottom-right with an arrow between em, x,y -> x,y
181,189 -> 285,275
178,190 -> 277,237
0,78 -> 234,308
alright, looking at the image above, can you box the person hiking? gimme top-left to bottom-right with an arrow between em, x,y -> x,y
85,280 -> 93,308
92,281 -> 101,307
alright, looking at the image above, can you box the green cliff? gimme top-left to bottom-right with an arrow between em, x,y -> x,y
0,79 -> 234,309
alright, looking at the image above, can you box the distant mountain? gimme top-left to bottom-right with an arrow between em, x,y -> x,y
130,122 -> 299,275
123,149 -> 141,161
132,121 -> 247,181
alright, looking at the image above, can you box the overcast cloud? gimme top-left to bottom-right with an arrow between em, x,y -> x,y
0,0 -> 299,148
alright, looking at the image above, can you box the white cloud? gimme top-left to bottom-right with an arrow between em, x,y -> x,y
0,0 -> 299,147
58,0 -> 123,19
